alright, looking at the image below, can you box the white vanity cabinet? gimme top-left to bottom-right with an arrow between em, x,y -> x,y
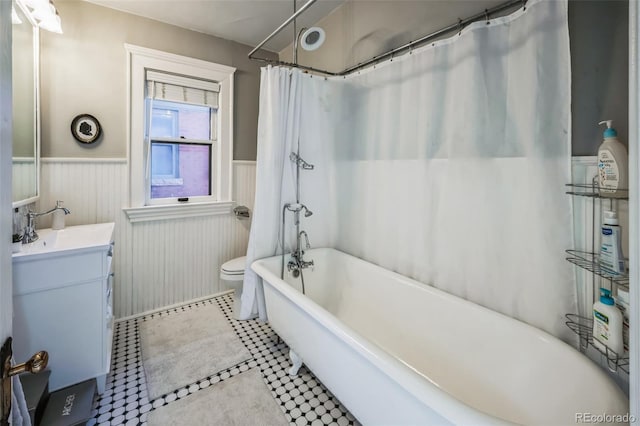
12,223 -> 115,393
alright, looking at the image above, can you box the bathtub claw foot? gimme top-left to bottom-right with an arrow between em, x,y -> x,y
288,349 -> 302,376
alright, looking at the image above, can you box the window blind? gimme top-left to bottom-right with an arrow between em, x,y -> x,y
146,70 -> 219,108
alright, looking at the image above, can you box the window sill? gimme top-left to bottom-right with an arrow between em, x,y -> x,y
123,201 -> 234,223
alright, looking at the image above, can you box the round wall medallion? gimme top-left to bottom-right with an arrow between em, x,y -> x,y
71,114 -> 102,144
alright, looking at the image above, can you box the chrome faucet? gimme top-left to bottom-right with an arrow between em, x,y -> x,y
22,201 -> 71,244
299,230 -> 311,250
288,230 -> 314,276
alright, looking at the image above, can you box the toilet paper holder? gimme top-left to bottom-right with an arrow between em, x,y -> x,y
233,205 -> 250,219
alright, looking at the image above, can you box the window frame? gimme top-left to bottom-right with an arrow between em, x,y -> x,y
147,99 -> 214,204
124,44 -> 235,222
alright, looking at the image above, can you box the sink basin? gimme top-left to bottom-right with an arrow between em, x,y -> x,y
13,223 -> 115,259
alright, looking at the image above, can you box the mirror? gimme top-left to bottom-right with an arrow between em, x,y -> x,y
12,0 -> 39,207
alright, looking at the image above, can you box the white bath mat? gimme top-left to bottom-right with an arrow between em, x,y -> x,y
139,303 -> 251,400
146,368 -> 289,426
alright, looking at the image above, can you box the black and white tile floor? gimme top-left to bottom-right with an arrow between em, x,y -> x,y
87,293 -> 358,426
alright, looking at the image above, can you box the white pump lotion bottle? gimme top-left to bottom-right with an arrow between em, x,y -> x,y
597,120 -> 628,198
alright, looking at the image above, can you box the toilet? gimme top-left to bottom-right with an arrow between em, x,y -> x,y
220,256 -> 246,320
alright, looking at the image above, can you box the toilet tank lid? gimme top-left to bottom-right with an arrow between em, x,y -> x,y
221,256 -> 247,273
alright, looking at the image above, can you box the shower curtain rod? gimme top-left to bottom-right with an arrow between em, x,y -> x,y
248,0 -> 527,77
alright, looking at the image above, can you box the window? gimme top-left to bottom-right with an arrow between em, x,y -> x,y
146,77 -> 217,204
125,45 -> 235,222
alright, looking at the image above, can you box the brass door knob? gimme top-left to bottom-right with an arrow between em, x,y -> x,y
8,351 -> 48,377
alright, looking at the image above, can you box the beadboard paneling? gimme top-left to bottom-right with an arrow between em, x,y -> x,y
571,157 -> 598,318
12,158 -> 37,203
38,159 -> 256,318
233,160 -> 257,212
39,158 -> 127,229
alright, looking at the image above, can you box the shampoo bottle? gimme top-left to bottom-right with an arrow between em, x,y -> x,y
599,210 -> 625,275
597,120 -> 628,198
593,288 -> 624,355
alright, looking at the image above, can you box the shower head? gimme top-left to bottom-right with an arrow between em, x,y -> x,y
285,203 -> 302,212
300,27 -> 326,51
284,203 -> 313,217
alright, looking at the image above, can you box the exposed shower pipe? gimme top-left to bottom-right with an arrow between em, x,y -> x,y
281,202 -> 313,281
248,0 -> 317,59
293,27 -> 304,65
248,0 -> 526,77
293,0 -> 297,65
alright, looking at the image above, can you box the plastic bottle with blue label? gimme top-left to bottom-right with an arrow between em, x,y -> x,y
597,120 -> 628,198
599,210 -> 625,275
593,288 -> 624,355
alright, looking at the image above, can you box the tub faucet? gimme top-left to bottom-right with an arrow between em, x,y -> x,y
288,231 -> 314,275
299,230 -> 311,250
22,201 -> 71,244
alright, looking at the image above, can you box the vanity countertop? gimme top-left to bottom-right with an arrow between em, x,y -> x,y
13,222 -> 115,260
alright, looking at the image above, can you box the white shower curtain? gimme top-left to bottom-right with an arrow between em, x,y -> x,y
240,66 -> 302,321
246,0 -> 575,338
317,0 -> 575,338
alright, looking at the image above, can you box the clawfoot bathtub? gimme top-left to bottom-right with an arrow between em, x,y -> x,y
252,248 -> 629,425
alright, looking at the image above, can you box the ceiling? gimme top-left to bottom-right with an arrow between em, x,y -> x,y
83,0 -> 345,52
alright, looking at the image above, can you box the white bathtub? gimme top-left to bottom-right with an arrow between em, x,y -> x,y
252,248 -> 629,425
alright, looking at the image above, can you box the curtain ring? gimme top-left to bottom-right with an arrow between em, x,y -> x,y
458,18 -> 463,36
522,0 -> 526,11
485,9 -> 490,25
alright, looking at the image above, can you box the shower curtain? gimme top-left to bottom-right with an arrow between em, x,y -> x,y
239,66 -> 301,321
244,0 -> 576,338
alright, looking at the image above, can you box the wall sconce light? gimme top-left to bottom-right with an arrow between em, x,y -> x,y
19,0 -> 63,34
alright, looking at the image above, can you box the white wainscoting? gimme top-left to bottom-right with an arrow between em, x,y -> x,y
12,158 -> 37,202
571,156 -> 599,318
38,158 -> 256,318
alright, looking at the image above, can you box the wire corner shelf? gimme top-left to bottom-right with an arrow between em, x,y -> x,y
565,249 -> 629,289
565,183 -> 628,200
565,313 -> 629,374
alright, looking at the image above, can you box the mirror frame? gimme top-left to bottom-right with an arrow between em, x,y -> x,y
12,0 -> 40,208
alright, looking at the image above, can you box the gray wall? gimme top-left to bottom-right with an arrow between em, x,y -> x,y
570,0 -> 628,156
280,0 -> 629,156
280,1 -> 506,72
40,0 -> 277,160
